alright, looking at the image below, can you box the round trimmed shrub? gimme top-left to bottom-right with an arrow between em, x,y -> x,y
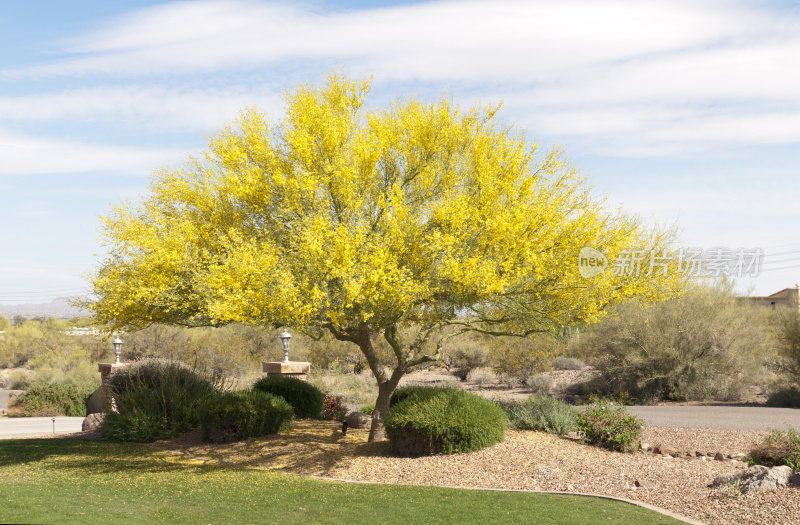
199,390 -> 293,443
252,375 -> 324,419
385,387 -> 507,456
389,385 -> 447,407
103,359 -> 214,442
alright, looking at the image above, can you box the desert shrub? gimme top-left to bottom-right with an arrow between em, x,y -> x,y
359,402 -> 375,415
321,392 -> 348,420
767,387 -> 800,408
109,359 -> 214,398
308,369 -> 377,405
9,383 -> 92,417
747,428 -> 800,470
575,397 -> 644,452
466,367 -> 496,386
499,395 -> 577,435
103,360 -> 214,442
579,283 -> 774,403
554,356 -> 585,370
385,387 -> 506,456
524,374 -> 553,394
489,334 -> 562,386
252,375 -> 323,419
198,390 -> 293,443
773,306 -> 800,375
445,340 -> 489,381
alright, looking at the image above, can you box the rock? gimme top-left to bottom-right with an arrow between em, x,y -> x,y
82,412 -> 105,432
714,452 -> 726,461
634,479 -> 647,488
639,442 -> 650,452
685,450 -> 696,458
695,451 -> 705,458
344,411 -> 371,429
657,445 -> 678,457
711,465 -> 799,494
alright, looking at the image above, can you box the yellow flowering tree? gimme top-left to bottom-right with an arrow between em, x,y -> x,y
89,75 -> 680,441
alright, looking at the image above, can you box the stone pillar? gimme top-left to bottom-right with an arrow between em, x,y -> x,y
262,361 -> 311,381
95,363 -> 126,413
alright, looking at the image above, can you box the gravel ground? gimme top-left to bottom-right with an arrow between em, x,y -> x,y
153,420 -> 800,525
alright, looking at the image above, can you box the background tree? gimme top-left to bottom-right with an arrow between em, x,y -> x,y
89,74 -> 680,441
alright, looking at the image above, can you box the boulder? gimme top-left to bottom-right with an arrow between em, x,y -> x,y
654,444 -> 678,457
82,412 -> 105,432
345,411 -> 372,429
711,465 -> 799,494
714,452 -> 726,461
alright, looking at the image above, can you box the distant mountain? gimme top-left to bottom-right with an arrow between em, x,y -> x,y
0,297 -> 90,319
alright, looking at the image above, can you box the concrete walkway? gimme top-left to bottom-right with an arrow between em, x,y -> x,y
0,417 -> 84,438
628,405 -> 800,431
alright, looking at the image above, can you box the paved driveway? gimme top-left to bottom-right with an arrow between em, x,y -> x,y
0,417 -> 84,438
628,405 -> 800,431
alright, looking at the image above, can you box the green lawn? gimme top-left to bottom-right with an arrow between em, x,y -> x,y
0,439 -> 684,524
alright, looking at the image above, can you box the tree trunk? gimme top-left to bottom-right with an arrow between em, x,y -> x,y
368,380 -> 398,442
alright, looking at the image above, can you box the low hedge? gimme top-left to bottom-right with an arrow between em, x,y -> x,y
252,376 -> 324,419
385,387 -> 507,456
103,360 -> 214,442
199,390 -> 294,443
10,383 -> 93,417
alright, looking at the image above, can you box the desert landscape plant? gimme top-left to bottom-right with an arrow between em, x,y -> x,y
198,390 -> 293,443
579,283 -> 774,403
499,395 -> 577,435
747,428 -> 800,470
252,375 -> 324,419
384,386 -> 507,456
8,383 -> 92,417
575,397 -> 644,452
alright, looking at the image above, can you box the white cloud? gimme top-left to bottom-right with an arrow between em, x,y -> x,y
2,0 -> 798,156
0,130 -> 187,176
2,0 -> 766,80
0,86 -> 283,132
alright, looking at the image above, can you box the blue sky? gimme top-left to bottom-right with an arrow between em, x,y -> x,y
2,0 -> 800,304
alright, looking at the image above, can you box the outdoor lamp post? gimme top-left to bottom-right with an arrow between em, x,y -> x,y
280,329 -> 292,363
113,336 -> 123,364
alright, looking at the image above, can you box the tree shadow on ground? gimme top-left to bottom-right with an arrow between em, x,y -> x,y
152,419 -> 392,476
0,438 -> 224,475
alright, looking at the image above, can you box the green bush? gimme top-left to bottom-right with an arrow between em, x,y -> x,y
252,375 -> 323,419
385,387 -> 507,456
575,398 -> 644,452
389,385 -> 447,407
359,402 -> 375,415
499,395 -> 577,435
199,390 -> 293,443
767,387 -> 800,408
10,383 -> 92,417
103,360 -> 214,442
747,428 -> 800,470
